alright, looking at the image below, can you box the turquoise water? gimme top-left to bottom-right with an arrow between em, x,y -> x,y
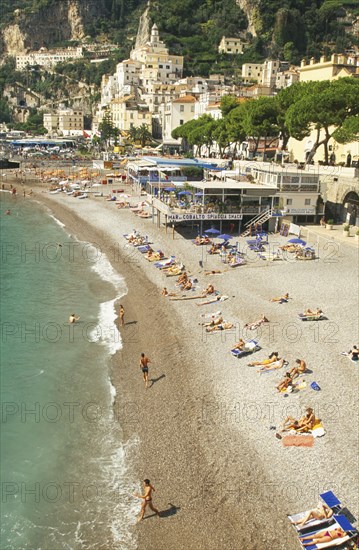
0,193 -> 137,549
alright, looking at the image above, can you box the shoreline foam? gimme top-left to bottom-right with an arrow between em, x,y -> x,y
10,181 -> 358,549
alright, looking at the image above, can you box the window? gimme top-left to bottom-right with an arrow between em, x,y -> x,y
180,105 -> 184,112
305,199 -> 311,205
180,119 -> 184,125
286,199 -> 293,205
191,106 -> 195,112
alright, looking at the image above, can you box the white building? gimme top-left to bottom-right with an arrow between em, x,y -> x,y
160,95 -> 197,142
109,95 -> 152,133
43,108 -> 84,136
238,161 -> 322,223
275,68 -> 300,89
43,113 -> 59,133
218,36 -> 245,55
58,109 -> 84,136
16,47 -> 83,70
241,63 -> 264,83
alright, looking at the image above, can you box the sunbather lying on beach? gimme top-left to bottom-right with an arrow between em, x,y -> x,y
201,315 -> 224,327
280,407 -> 316,433
206,322 -> 234,333
244,314 -> 269,330
194,236 -> 211,245
299,527 -> 345,546
304,308 -> 322,316
259,358 -> 286,372
270,292 -> 289,303
145,249 -> 154,259
203,284 -> 215,295
291,502 -> 333,527
248,351 -> 279,366
233,338 -> 246,351
276,372 -> 294,392
204,270 -> 224,275
162,287 -> 177,297
208,244 -> 220,254
289,359 -> 307,378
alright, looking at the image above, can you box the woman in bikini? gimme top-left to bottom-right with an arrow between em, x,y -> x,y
248,352 -> 279,367
292,502 -> 333,527
134,479 -> 160,522
299,527 -> 345,546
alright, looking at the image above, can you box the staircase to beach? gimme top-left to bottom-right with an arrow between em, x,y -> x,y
240,208 -> 274,237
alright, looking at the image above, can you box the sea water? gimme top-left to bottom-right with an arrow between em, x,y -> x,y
0,193 -> 139,549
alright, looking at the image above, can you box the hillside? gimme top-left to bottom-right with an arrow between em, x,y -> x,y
1,0 -> 358,73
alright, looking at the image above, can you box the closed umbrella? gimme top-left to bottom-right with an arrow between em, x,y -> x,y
288,238 -> 306,245
205,228 -> 221,235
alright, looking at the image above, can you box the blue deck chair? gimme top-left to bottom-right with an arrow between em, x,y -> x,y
320,492 -> 342,513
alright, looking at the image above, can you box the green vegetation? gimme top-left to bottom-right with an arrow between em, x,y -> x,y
98,107 -> 119,147
172,78 -> 359,163
1,0 -> 358,76
12,109 -> 47,134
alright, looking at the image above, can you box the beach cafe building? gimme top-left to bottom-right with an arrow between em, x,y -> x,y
126,156 -> 219,195
237,161 -> 323,224
127,157 -> 322,234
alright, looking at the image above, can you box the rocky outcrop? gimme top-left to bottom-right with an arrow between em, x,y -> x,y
0,0 -> 107,55
135,1 -> 151,49
235,0 -> 260,36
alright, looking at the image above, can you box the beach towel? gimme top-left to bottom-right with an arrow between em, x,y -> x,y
311,421 -> 326,438
280,380 -> 307,394
282,435 -> 314,447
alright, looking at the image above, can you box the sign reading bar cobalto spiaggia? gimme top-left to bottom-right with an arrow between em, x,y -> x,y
168,213 -> 243,221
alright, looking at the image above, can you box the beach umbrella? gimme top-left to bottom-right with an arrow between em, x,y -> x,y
288,238 -> 306,245
178,190 -> 192,196
164,187 -> 176,191
195,192 -> 203,196
204,228 -> 221,235
217,234 -> 233,241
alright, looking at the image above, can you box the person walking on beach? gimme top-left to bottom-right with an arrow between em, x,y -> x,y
140,353 -> 150,389
119,304 -> 125,326
133,479 -> 160,522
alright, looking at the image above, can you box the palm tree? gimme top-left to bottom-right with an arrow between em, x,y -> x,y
137,124 -> 152,148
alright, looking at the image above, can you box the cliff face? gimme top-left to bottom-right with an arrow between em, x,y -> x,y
235,0 -> 260,37
1,0 -> 107,55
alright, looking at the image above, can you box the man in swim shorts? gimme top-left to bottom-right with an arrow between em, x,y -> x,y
140,353 -> 150,389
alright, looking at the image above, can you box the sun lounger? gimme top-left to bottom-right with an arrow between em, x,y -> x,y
320,492 -> 342,513
231,340 -> 261,357
137,245 -> 152,253
288,492 -> 343,536
154,257 -> 176,269
299,313 -> 325,321
297,516 -> 357,549
229,258 -> 246,268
